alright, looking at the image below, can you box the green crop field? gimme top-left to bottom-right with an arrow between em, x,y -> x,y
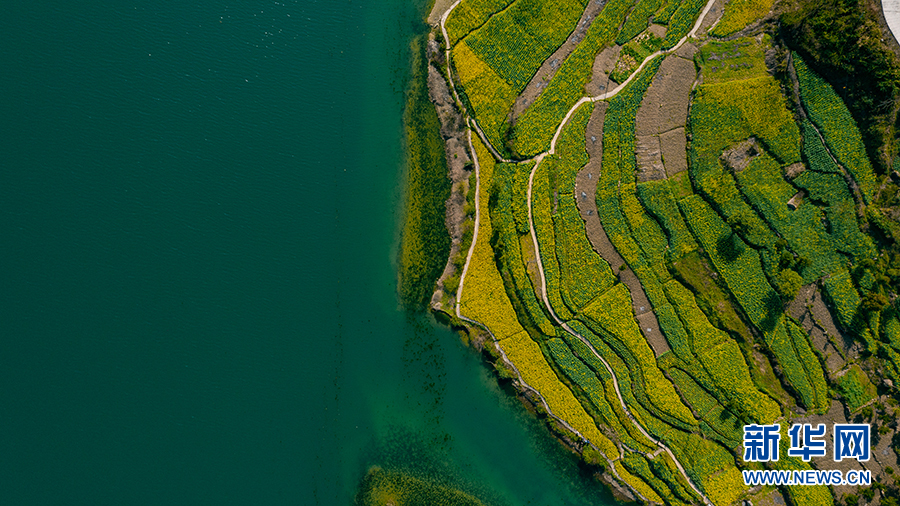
445,0 -> 516,46
440,3 -> 897,503
509,0 -> 637,156
660,0 -> 706,48
709,0 -> 774,37
465,0 -> 585,91
793,54 -> 877,202
616,0 -> 664,44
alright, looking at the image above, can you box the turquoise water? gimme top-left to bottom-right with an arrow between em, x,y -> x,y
0,1 -> 612,504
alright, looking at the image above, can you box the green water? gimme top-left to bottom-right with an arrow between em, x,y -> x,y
0,1 -> 613,504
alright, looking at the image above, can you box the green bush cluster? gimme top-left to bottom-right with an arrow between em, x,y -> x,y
560,324 -> 660,450
679,195 -> 777,328
531,163 -> 575,320
823,269 -> 876,348
567,318 -> 678,440
775,320 -> 830,411
793,53 -> 876,202
664,280 -> 781,423
679,196 -> 830,412
491,163 -> 557,335
668,368 -> 741,446
546,337 -> 641,448
551,102 -> 593,195
795,122 -> 874,258
399,36 -> 453,310
621,452 -> 691,506
799,120 -> 839,173
581,284 -> 699,428
653,0 -> 681,24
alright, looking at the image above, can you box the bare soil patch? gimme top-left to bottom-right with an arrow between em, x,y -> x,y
784,161 -> 805,179
585,45 -> 622,96
584,101 -> 607,159
696,0 -> 726,35
511,0 -> 607,122
575,105 -> 627,270
787,284 -> 856,375
675,42 -> 698,60
720,137 -> 759,173
637,311 -> 670,357
633,54 -> 695,178
648,23 -> 667,39
427,0 -> 456,25
659,127 -> 688,175
635,135 -> 666,182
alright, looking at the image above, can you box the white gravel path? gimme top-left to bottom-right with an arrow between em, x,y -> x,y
884,0 -> 900,44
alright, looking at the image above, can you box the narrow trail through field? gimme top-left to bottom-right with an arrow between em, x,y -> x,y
443,1 -> 719,503
453,130 -> 653,504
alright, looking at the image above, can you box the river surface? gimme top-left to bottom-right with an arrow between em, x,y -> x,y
0,1 -> 612,504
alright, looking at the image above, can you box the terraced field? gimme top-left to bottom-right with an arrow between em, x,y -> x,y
432,0 -> 900,504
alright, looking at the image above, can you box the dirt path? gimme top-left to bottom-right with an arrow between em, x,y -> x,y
527,151 -> 710,502
442,0 -> 718,501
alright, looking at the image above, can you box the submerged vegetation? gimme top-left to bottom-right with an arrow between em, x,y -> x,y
416,0 -> 900,503
355,467 -> 489,506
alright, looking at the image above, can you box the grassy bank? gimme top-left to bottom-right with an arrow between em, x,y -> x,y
398,34 -> 452,310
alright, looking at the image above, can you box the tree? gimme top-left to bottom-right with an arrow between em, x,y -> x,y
776,269 -> 803,300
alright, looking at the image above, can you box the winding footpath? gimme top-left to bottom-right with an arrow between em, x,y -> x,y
445,1 -> 720,504
455,129 -> 652,505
